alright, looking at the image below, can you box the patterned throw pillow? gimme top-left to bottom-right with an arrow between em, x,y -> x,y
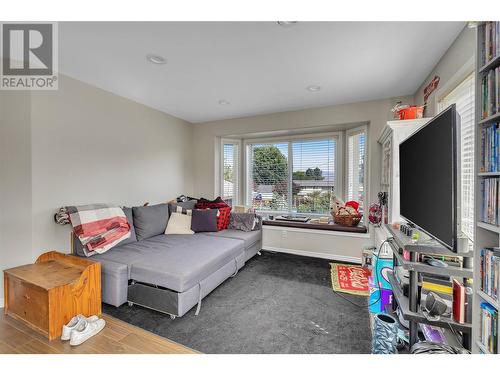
229,213 -> 258,232
195,196 -> 229,209
217,207 -> 231,231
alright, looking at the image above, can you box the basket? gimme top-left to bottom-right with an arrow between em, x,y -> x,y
333,212 -> 362,227
398,106 -> 424,120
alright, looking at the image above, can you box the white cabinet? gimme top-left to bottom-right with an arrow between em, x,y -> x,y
377,118 -> 431,225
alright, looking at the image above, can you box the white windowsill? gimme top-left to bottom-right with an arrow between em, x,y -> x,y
262,224 -> 371,238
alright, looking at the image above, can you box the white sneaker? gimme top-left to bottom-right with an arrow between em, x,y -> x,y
69,318 -> 106,346
61,315 -> 99,341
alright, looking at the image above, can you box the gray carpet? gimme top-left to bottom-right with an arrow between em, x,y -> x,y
103,251 -> 372,354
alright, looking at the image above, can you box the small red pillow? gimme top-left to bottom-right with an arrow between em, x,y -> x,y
217,207 -> 231,231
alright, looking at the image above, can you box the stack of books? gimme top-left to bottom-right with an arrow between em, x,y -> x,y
420,275 -> 453,318
480,123 -> 499,172
480,178 -> 499,225
480,248 -> 500,301
480,302 -> 498,354
482,22 -> 500,66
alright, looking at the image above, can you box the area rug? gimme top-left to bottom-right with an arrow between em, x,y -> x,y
330,262 -> 370,296
104,251 -> 372,354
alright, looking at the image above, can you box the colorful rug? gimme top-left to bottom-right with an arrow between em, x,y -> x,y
330,262 -> 371,296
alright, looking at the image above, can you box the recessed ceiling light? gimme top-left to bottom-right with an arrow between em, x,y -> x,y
218,100 -> 230,105
277,21 -> 298,27
146,54 -> 166,65
307,85 -> 321,92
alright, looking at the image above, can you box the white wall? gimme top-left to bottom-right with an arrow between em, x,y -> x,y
0,90 -> 33,308
29,75 -> 194,259
414,26 -> 475,116
0,75 -> 194,307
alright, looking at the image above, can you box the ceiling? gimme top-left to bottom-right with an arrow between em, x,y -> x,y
59,22 -> 465,123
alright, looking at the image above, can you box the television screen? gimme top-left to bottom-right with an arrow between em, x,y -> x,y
399,105 -> 459,251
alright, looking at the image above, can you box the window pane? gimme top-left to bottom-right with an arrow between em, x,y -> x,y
438,73 -> 475,242
292,138 -> 336,214
347,131 -> 366,213
222,143 -> 238,206
249,143 -> 289,211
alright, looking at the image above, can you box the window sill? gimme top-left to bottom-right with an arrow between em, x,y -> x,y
262,219 -> 368,234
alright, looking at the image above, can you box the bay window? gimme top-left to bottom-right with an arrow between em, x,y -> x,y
219,126 -> 368,218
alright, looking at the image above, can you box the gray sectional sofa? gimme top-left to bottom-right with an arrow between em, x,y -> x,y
73,204 -> 262,318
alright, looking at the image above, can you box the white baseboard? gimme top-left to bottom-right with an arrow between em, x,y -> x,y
262,246 -> 362,264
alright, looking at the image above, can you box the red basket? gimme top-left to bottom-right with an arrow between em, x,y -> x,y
398,106 -> 424,120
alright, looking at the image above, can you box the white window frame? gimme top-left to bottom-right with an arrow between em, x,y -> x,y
243,131 -> 343,215
220,138 -> 242,206
345,125 -> 369,222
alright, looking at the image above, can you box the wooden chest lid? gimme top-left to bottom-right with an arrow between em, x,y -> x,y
3,251 -> 97,290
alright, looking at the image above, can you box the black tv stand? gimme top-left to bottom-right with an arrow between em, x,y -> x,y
384,224 -> 473,350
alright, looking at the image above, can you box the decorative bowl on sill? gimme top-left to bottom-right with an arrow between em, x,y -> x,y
333,212 -> 362,227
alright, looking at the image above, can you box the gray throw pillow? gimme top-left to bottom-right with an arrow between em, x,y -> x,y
119,207 -> 137,245
191,209 -> 218,232
229,213 -> 258,232
168,200 -> 197,216
133,203 -> 169,241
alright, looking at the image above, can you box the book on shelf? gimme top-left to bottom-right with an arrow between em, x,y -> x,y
480,248 -> 500,301
480,178 -> 499,225
481,22 -> 500,120
480,123 -> 499,172
452,280 -> 473,324
482,22 -> 500,66
481,68 -> 499,119
480,302 -> 498,354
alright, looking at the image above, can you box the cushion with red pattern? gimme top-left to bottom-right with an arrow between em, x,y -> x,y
195,196 -> 229,210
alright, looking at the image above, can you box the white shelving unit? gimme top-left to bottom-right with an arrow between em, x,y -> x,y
472,23 -> 500,354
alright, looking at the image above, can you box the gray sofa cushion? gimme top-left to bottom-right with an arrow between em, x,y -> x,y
132,203 -> 169,241
119,207 -> 137,245
203,229 -> 262,248
168,200 -> 197,217
191,209 -> 218,232
129,234 -> 244,292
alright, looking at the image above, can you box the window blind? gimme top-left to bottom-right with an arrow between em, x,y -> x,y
347,130 -> 366,213
438,73 -> 475,241
222,142 -> 239,206
248,142 -> 289,211
292,138 -> 336,214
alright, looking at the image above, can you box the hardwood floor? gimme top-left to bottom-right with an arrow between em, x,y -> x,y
0,308 -> 197,354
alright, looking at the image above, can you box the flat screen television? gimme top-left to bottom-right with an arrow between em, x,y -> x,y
399,105 -> 460,252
